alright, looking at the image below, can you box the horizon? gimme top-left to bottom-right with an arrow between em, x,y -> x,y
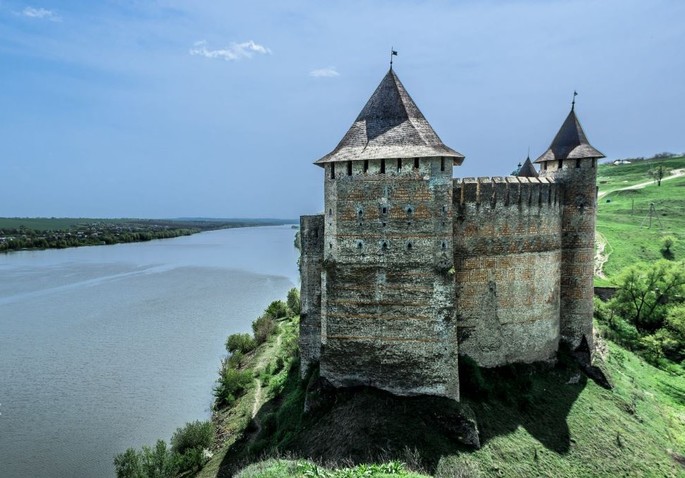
1,0 -> 683,218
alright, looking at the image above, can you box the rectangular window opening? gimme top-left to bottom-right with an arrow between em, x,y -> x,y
380,159 -> 386,174
592,159 -> 596,169
347,161 -> 352,176
440,157 -> 445,172
363,160 -> 369,173
575,158 -> 581,169
397,158 -> 402,171
330,163 -> 335,179
414,157 -> 419,169
543,162 -> 547,171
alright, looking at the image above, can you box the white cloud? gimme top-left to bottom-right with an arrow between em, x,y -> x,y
309,67 -> 339,78
20,6 -> 61,22
189,40 -> 272,61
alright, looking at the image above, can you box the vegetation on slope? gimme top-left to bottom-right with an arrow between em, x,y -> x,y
595,155 -> 685,284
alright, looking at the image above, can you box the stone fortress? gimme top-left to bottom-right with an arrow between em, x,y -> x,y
299,67 -> 604,401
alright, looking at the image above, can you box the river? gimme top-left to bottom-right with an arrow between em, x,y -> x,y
0,225 -> 298,478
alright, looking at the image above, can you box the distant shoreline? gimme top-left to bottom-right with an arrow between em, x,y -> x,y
0,217 -> 297,253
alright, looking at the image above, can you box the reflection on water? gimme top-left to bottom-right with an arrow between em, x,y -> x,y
0,226 -> 298,478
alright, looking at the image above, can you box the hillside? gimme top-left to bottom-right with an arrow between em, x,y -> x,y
195,318 -> 685,478
187,157 -> 685,478
595,156 -> 685,284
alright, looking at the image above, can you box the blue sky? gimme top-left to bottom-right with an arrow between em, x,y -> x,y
1,0 -> 683,218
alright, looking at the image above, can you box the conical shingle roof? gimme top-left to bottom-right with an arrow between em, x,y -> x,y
315,69 -> 464,166
515,157 -> 539,177
535,108 -> 604,163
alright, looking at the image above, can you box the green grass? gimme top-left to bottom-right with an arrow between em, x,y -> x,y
201,323 -> 685,478
596,156 -> 685,192
596,157 -> 685,284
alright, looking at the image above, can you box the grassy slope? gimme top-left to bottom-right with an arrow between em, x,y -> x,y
595,156 -> 685,284
201,320 -> 685,478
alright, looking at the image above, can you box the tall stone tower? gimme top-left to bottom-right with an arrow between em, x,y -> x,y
311,68 -> 464,400
536,105 -> 604,355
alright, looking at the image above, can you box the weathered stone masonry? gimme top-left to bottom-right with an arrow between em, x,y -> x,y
299,68 -> 604,401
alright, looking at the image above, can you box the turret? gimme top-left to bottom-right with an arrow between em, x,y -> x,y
536,104 -> 604,357
310,68 -> 464,400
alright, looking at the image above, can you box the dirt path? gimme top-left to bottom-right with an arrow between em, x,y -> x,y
594,232 -> 610,279
598,168 -> 685,199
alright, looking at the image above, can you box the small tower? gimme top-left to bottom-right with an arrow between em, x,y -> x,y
312,68 -> 464,400
535,105 -> 604,356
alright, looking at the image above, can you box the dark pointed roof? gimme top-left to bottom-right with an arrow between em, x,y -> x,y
315,69 -> 464,166
516,157 -> 539,177
535,108 -> 604,163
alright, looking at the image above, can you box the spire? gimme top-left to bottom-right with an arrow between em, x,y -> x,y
534,107 -> 604,163
315,69 -> 464,166
516,156 -> 539,177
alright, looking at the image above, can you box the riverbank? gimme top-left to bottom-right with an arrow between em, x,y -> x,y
0,217 -> 296,252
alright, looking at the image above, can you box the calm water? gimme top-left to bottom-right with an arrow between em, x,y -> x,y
0,226 -> 298,478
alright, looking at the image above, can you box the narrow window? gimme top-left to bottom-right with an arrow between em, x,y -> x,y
441,241 -> 447,250
406,206 -> 413,215
575,158 -> 581,169
407,242 -> 412,251
557,159 -> 563,170
397,158 -> 402,171
328,208 -> 332,216
363,160 -> 369,173
357,241 -> 363,250
440,157 -> 445,172
414,157 -> 419,169
357,208 -> 363,218
330,163 -> 335,179
381,241 -> 388,251
592,159 -> 596,169
543,162 -> 547,171
442,205 -> 447,214
382,206 -> 387,214
347,161 -> 352,176
329,243 -> 332,249
380,159 -> 386,174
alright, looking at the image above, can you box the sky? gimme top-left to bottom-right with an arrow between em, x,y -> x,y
1,0 -> 683,219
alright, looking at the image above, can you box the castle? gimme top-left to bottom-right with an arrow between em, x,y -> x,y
299,68 -> 604,401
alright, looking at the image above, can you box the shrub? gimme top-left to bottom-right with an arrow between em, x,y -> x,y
287,288 -> 301,316
610,260 -> 685,333
171,420 -> 214,456
140,440 -> 177,478
226,333 -> 257,354
252,315 -> 276,345
114,448 -> 144,478
214,366 -> 252,407
265,300 -> 289,320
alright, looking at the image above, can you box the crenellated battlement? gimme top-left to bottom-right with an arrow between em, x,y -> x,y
453,176 -> 561,209
298,67 -> 603,401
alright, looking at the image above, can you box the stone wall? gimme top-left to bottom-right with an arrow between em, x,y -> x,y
453,176 -> 562,367
540,159 -> 597,353
299,214 -> 324,377
319,157 -> 459,400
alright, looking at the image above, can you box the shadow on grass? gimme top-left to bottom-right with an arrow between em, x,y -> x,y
215,351 -> 588,476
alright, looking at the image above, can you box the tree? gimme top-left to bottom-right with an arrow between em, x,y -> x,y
648,165 -> 671,186
287,287 -> 301,316
610,260 -> 685,333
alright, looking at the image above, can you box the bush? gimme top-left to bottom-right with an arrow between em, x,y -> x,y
610,260 -> 685,333
265,300 -> 289,320
287,288 -> 301,316
252,315 -> 276,345
114,448 -> 144,478
141,440 -> 177,478
226,333 -> 257,354
214,366 -> 252,406
171,420 -> 214,456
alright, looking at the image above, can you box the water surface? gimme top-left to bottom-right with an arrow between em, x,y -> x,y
0,226 -> 298,477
